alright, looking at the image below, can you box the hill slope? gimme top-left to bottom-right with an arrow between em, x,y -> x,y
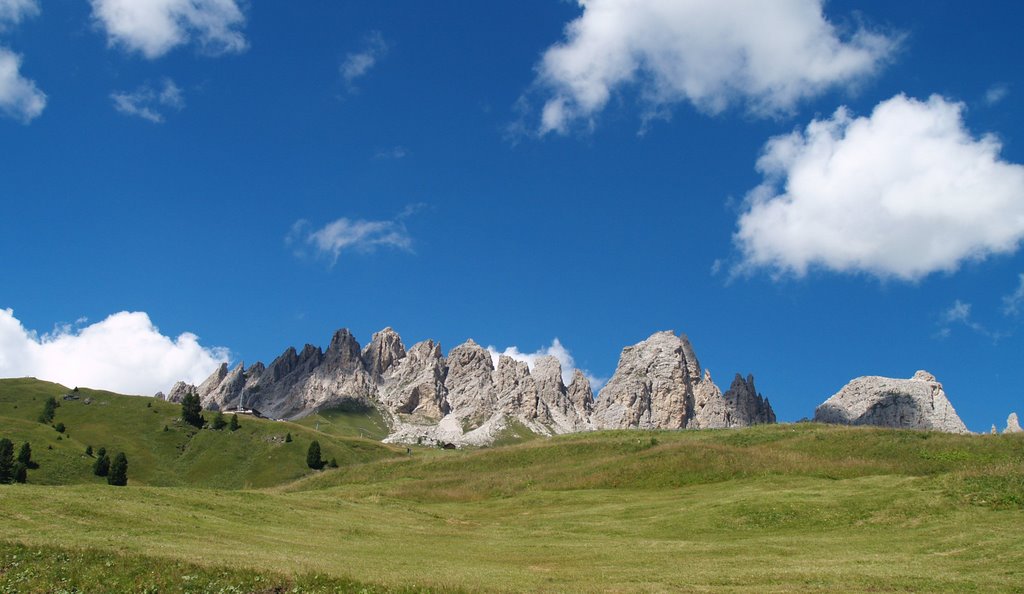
0,378 -> 399,488
1,378 -> 1023,592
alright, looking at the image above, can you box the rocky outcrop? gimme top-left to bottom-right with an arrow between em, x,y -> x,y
172,327 -> 774,445
814,370 -> 969,434
378,340 -> 449,420
1006,413 -> 1022,434
592,331 -> 775,431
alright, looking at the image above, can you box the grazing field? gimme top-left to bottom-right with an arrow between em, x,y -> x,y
1,378 -> 1023,592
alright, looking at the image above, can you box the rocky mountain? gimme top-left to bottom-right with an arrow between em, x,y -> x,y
167,327 -> 774,445
592,331 -> 774,430
813,370 -> 969,434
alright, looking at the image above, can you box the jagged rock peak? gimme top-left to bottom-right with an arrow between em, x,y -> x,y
721,373 -> 776,426
567,369 -> 593,412
362,327 -> 407,377
813,370 -> 969,434
1006,412 -> 1022,434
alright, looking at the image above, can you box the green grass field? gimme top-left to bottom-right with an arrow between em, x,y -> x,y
1,378 -> 1023,592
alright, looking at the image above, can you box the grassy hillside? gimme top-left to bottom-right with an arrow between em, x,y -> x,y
0,377 -> 399,488
1,377 -> 1023,592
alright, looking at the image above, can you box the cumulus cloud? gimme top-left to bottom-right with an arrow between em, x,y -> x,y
287,207 -> 421,265
341,31 -> 388,90
487,338 -> 605,391
111,78 -> 184,123
0,0 -> 38,29
733,94 -> 1024,281
90,0 -> 247,59
530,0 -> 896,134
0,308 -> 229,395
0,48 -> 44,123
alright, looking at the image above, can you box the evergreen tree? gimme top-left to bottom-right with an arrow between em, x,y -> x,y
228,414 -> 240,432
93,448 -> 110,477
306,440 -> 323,469
0,438 -> 13,484
181,390 -> 204,428
211,410 -> 227,430
13,463 -> 27,484
85,445 -> 93,457
54,422 -> 65,433
38,396 -> 59,424
107,452 -> 128,486
285,433 -> 292,443
17,442 -> 32,468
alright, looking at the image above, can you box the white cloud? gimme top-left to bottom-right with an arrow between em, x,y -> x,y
288,213 -> 415,265
487,338 -> 605,391
530,0 -> 896,134
341,31 -> 388,90
111,78 -> 184,123
734,94 -> 1024,281
0,48 -> 44,123
1003,273 -> 1024,316
0,308 -> 229,395
0,0 -> 38,29
937,299 -> 1004,341
90,0 -> 247,59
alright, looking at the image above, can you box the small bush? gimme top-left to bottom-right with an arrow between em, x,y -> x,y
85,445 -> 93,457
211,411 -> 227,431
54,422 -> 66,433
328,458 -> 339,468
285,433 -> 292,443
13,463 -> 27,484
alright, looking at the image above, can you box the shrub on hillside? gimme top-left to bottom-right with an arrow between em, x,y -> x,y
229,414 -> 240,432
211,411 -> 227,431
54,422 -> 65,433
13,462 -> 27,484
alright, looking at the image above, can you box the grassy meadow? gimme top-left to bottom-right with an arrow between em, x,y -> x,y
1,378 -> 1023,592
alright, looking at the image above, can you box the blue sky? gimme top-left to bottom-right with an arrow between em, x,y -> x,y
1,0 -> 1023,432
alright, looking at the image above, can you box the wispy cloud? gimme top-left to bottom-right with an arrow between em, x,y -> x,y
111,78 -> 184,123
937,299 -> 1006,342
1002,273 -> 1024,316
287,205 -> 422,265
374,146 -> 408,160
985,84 -> 1009,106
341,31 -> 388,91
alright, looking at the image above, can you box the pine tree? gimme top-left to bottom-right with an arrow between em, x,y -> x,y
17,442 -> 32,468
93,448 -> 110,477
13,463 -> 27,484
211,410 -> 227,430
181,389 -> 204,428
85,445 -> 93,457
38,397 -> 59,424
228,414 -> 240,432
306,440 -> 323,469
285,433 -> 292,443
107,452 -> 128,486
0,438 -> 13,484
